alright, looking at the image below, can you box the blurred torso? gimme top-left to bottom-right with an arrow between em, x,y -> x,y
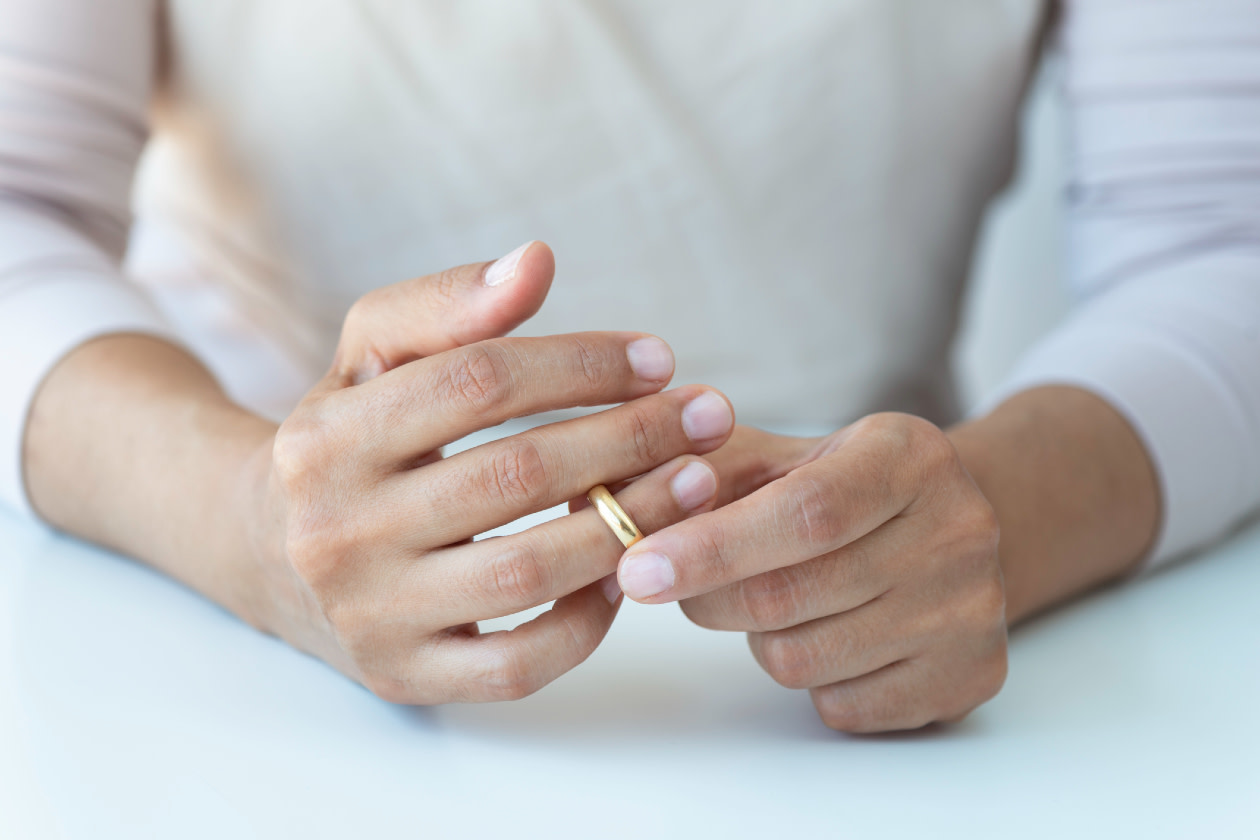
130,0 -> 1045,424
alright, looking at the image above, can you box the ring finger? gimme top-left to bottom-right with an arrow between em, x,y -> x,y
413,454 -> 721,628
387,385 -> 733,547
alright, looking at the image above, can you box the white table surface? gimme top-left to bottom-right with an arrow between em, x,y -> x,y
2,431 -> 1258,839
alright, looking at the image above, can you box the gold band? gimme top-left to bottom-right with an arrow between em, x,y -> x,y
587,484 -> 645,548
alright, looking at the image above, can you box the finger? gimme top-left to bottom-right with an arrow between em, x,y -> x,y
412,455 -> 719,627
807,625 -> 1008,733
348,331 -> 679,461
745,595 -> 915,690
377,577 -> 621,704
807,661 -> 929,733
617,424 -> 919,603
680,519 -> 909,632
569,426 -> 813,513
389,386 -> 732,546
702,426 -> 820,506
330,240 -> 555,385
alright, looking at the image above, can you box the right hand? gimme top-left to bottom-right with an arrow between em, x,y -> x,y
242,242 -> 735,703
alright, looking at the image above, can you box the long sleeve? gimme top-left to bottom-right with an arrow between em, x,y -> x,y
0,0 -> 176,518
994,0 -> 1260,566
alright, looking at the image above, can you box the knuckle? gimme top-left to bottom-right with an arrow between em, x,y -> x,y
977,648 -> 1010,703
860,412 -> 951,464
480,648 -> 542,702
739,571 -> 802,632
483,437 -> 551,508
986,648 -> 1010,699
620,403 -> 667,466
360,667 -> 417,706
820,707 -> 868,733
283,528 -> 331,584
789,478 -> 842,549
282,513 -> 354,590
342,293 -> 378,337
852,411 -> 910,447
933,496 -> 1000,574
430,266 -> 464,310
570,335 -> 609,391
943,668 -> 1006,726
908,701 -> 946,730
323,595 -> 365,635
283,503 -> 380,590
323,597 -> 382,659
937,503 -> 1000,573
972,573 -> 1008,627
944,529 -> 1005,629
444,343 -> 511,415
758,631 -> 817,690
558,610 -> 601,661
963,496 -> 1002,554
689,524 -> 731,589
270,431 -> 307,485
272,406 -> 337,487
812,689 -> 873,733
915,424 -> 959,473
483,541 -> 553,608
814,688 -> 921,733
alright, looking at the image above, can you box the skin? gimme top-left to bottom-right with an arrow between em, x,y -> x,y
24,240 -> 1159,728
619,393 -> 1158,732
24,241 -> 737,703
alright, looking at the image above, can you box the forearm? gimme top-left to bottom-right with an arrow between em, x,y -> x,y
23,334 -> 277,626
947,385 -> 1160,624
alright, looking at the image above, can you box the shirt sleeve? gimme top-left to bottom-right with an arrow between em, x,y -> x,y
0,0 -> 177,519
990,0 -> 1260,568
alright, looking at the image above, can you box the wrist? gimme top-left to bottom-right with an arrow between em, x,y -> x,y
131,386 -> 281,631
947,386 -> 1159,624
210,408 -> 283,632
25,334 -> 285,630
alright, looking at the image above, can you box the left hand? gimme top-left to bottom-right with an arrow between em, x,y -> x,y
615,415 -> 1007,733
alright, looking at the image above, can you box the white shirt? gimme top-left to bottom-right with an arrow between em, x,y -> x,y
1,0 -> 1257,569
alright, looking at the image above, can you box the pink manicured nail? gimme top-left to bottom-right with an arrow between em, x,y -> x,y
484,241 -> 533,287
619,552 -> 675,600
599,573 -> 623,604
671,461 -> 717,511
626,337 -> 674,382
682,391 -> 733,441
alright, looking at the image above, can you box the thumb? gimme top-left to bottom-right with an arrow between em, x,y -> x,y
332,240 -> 554,384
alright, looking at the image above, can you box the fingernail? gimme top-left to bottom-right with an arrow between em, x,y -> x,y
682,391 -> 733,441
599,573 -> 623,604
670,461 -> 717,511
626,337 -> 674,382
619,552 -> 675,600
484,241 -> 532,287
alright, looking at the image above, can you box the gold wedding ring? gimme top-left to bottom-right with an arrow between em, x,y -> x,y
587,485 -> 644,548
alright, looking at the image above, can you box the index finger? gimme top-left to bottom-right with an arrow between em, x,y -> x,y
616,425 -> 920,603
345,331 -> 677,462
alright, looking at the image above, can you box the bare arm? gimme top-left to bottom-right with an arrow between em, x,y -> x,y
24,334 -> 278,627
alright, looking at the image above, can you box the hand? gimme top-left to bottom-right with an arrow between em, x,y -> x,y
615,416 -> 1005,733
242,242 -> 736,703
